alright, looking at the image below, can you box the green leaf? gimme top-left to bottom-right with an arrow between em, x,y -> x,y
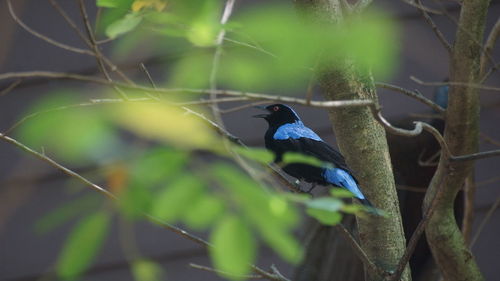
232,146 -> 274,165
306,197 -> 343,212
183,194 -> 226,230
118,184 -> 154,219
330,188 -> 356,198
150,174 -> 205,223
106,12 -> 143,39
35,194 -> 101,234
96,0 -> 121,7
306,208 -> 343,225
210,215 -> 256,279
130,147 -> 188,187
216,4 -> 398,90
306,197 -> 344,225
57,211 -> 111,279
211,163 -> 302,263
131,259 -> 165,281
282,152 -> 325,167
16,92 -> 121,164
96,0 -> 134,34
257,226 -> 303,264
109,102 -> 220,151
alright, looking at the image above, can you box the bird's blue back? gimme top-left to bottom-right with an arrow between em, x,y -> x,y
273,121 -> 322,141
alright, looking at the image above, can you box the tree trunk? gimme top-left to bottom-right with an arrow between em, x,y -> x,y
423,0 -> 490,280
293,1 -> 411,281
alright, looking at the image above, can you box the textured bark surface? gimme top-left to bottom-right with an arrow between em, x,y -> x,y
293,1 -> 411,281
423,0 -> 490,280
319,66 -> 410,281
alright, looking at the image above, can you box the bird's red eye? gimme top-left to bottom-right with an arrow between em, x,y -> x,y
273,106 -> 280,112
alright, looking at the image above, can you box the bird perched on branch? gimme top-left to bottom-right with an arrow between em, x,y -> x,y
254,104 -> 373,207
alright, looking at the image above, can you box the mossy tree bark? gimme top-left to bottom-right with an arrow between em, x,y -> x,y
423,0 -> 490,280
294,1 -> 411,281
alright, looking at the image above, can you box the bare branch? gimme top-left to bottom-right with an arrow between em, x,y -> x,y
415,0 -> 452,53
0,79 -> 22,96
411,75 -> 500,92
450,149 -> 500,162
6,0 -> 93,55
480,18 -> 500,77
48,0 -> 133,84
0,133 -> 289,280
376,82 -> 445,113
77,0 -> 128,100
400,0 -> 443,15
189,263 -> 264,279
0,71 -> 377,109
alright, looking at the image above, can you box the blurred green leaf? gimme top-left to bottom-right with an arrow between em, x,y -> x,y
232,146 -> 274,165
106,12 -> 143,39
330,188 -> 356,198
183,194 -> 225,230
96,0 -> 122,7
217,4 -> 398,90
282,152 -> 324,167
150,174 -> 205,222
16,93 -> 121,164
341,204 -> 365,214
130,147 -> 188,187
167,50 -> 213,88
96,0 -> 134,35
109,102 -> 220,151
131,259 -> 165,281
306,197 -> 343,225
35,194 -> 101,235
211,163 -> 302,263
57,211 -> 111,280
306,197 -> 343,212
306,208 -> 343,225
210,215 -> 256,279
118,184 -> 154,219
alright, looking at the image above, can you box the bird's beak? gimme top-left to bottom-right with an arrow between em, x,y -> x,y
252,105 -> 269,118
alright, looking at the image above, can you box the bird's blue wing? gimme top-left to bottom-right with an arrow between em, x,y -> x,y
273,122 -> 322,141
323,168 -> 365,200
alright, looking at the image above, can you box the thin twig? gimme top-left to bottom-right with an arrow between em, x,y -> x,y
470,196 -> 500,247
410,76 -> 500,92
219,100 -> 269,114
77,0 -> 128,100
415,0 -> 452,53
0,79 -> 22,96
376,82 -> 445,113
251,265 -> 291,281
0,133 -> 288,280
336,224 -> 390,278
0,71 -> 377,108
476,175 -> 500,187
481,18 -> 500,78
48,0 -> 132,83
189,263 -> 264,279
450,149 -> 500,162
400,0 -> 443,15
6,0 -> 93,55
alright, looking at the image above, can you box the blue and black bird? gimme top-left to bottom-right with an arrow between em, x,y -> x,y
254,104 -> 373,207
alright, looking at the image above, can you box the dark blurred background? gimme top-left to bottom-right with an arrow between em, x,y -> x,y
0,1 -> 499,281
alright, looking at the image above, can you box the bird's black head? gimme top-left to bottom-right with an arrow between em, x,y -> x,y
253,104 -> 301,127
